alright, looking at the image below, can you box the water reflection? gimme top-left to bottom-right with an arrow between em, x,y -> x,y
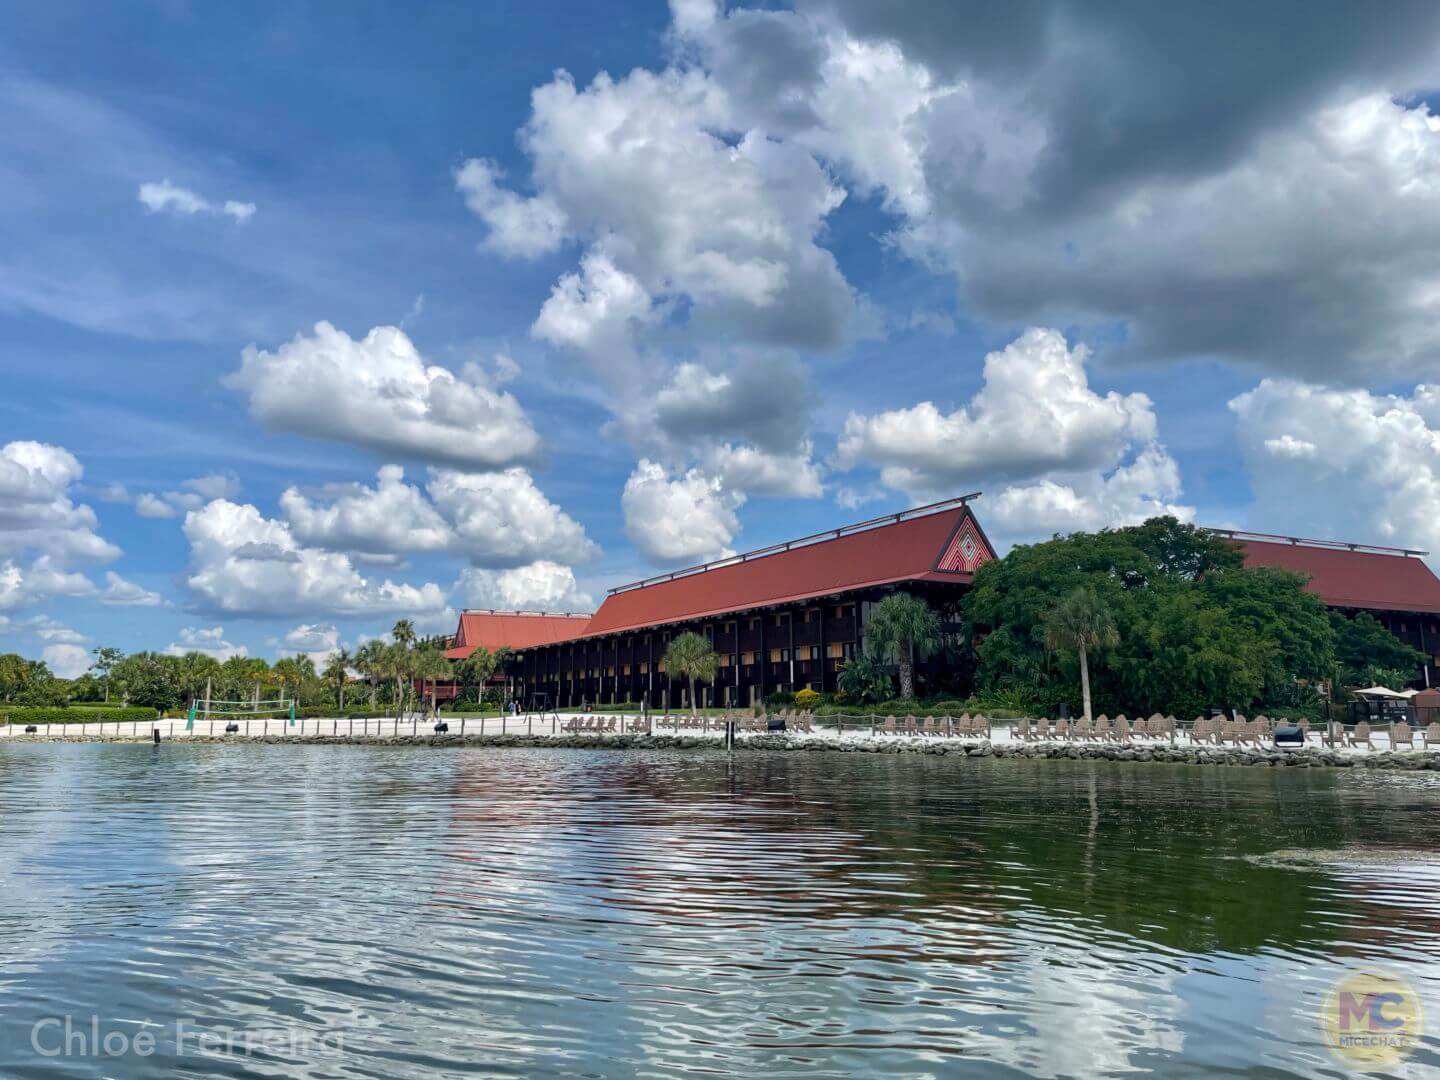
1,744 -> 1438,1077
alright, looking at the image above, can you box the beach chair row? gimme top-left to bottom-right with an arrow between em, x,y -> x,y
1347,720 -> 1440,750
873,714 -> 992,738
1016,714 -> 1178,742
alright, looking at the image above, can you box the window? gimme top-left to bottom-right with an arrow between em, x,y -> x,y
810,645 -> 821,661
826,642 -> 845,659
639,662 -> 649,674
741,651 -> 757,665
773,614 -> 785,627
621,665 -> 631,676
769,648 -> 788,663
749,618 -> 760,631
724,621 -> 735,634
718,653 -> 731,668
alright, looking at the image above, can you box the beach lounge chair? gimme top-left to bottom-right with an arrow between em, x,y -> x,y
1053,718 -> 1070,741
1391,721 -> 1414,751
1424,722 -> 1440,750
1350,722 -> 1373,749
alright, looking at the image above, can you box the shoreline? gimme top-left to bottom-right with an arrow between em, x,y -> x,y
6,731 -> 1440,770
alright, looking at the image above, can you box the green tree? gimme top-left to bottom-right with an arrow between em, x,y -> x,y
324,649 -> 352,710
836,652 -> 893,705
90,646 -> 124,702
1331,612 -> 1426,687
412,645 -> 453,715
662,632 -> 718,717
391,619 -> 416,650
864,592 -> 942,700
1044,587 -> 1119,723
112,652 -> 182,711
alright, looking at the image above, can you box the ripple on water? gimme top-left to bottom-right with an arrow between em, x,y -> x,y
1,744 -> 1438,1078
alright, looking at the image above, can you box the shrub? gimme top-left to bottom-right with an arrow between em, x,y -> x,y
1,706 -> 157,725
793,688 -> 821,709
764,691 -> 795,706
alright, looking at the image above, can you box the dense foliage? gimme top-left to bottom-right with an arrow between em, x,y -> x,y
965,517 -> 1346,717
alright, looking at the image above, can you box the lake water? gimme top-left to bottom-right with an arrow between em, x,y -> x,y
1,744 -> 1438,1078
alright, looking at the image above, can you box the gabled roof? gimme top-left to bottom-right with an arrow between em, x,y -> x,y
575,497 -> 993,639
445,610 -> 593,659
1221,532 -> 1440,614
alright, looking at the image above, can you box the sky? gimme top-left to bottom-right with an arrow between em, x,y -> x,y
6,0 -> 1440,677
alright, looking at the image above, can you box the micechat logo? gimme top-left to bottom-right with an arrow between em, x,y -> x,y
1320,968 -> 1424,1067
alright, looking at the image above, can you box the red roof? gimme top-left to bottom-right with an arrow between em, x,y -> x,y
1234,538 -> 1440,614
445,610 -> 593,659
575,501 -> 993,639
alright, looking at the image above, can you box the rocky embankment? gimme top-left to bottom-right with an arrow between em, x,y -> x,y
7,730 -> 1440,769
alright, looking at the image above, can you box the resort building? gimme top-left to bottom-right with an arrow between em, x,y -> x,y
1215,529 -> 1440,687
507,495 -> 993,710
445,504 -> 1440,708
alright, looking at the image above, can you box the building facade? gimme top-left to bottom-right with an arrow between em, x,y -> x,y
507,497 -> 995,710
445,507 -> 1440,709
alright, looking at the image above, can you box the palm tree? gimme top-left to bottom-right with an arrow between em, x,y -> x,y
324,648 -> 351,711
412,646 -> 453,717
90,646 -> 123,702
354,639 -> 388,707
1044,586 -> 1119,723
663,632 -> 718,718
864,593 -> 942,700
391,619 -> 416,650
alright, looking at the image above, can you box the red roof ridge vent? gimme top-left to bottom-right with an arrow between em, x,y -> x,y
1205,527 -> 1427,559
609,492 -> 983,595
459,608 -> 594,618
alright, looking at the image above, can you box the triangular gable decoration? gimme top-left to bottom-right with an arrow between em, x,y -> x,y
936,514 -> 994,573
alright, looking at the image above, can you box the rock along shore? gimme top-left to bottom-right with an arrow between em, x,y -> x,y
7,731 -> 1440,770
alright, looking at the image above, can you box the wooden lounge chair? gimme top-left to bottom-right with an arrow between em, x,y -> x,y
1053,718 -> 1070,741
1424,722 -> 1440,749
1350,722 -> 1373,749
1391,721 -> 1414,751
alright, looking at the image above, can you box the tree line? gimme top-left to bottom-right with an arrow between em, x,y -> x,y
0,618 -> 512,716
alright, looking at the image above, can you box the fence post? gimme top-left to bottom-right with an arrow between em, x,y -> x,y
461,717 -> 467,737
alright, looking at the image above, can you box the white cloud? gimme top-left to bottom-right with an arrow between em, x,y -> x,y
622,459 -> 742,564
454,158 -> 568,259
281,465 -> 453,556
135,493 -> 181,518
165,626 -> 247,662
1230,379 -> 1440,560
838,328 -> 1156,494
138,179 -> 256,223
0,557 -> 95,611
0,441 -> 119,563
26,615 -> 87,645
455,561 -> 594,612
283,623 -> 340,653
837,328 -> 1190,544
427,467 -> 600,567
280,464 -> 598,570
43,643 -> 92,679
704,443 -> 822,498
982,446 -> 1192,545
226,322 -> 541,469
183,499 -> 448,617
100,571 -> 165,607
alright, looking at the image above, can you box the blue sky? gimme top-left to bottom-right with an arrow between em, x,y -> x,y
5,0 -> 1440,674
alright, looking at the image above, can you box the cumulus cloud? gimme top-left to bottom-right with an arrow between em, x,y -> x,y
43,643 -> 92,678
455,560 -> 594,612
183,499 -> 448,617
1230,380 -> 1440,560
454,159 -> 568,259
280,464 -> 598,570
99,571 -> 165,607
226,322 -> 541,469
622,459 -> 742,564
427,467 -> 600,567
838,329 -> 1156,494
0,441 -> 122,611
662,2 -> 1440,381
138,179 -> 255,223
0,441 -> 119,563
165,626 -> 247,661
838,328 -> 1190,543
